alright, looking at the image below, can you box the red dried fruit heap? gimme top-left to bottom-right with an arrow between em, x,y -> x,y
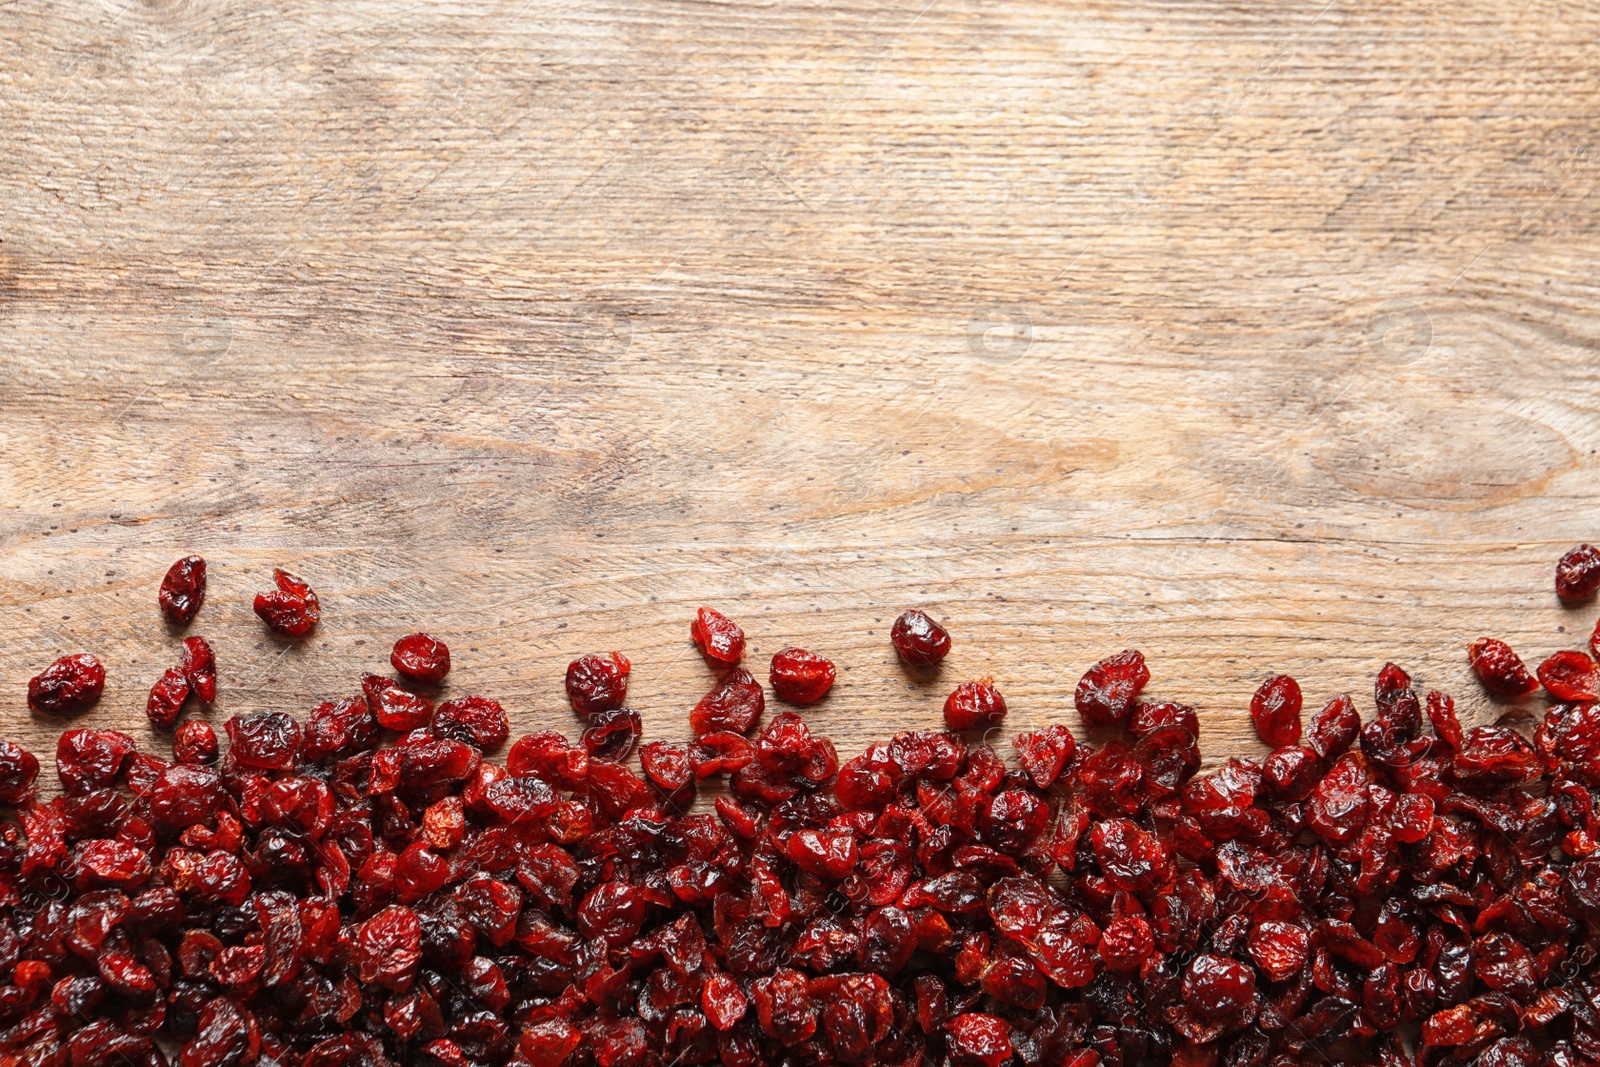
9,550 -> 1600,1067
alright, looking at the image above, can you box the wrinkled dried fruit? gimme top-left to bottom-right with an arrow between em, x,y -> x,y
944,679 -> 1007,731
146,666 -> 191,729
566,652 -> 631,716
1538,649 -> 1600,702
891,609 -> 951,668
432,695 -> 508,750
1075,649 -> 1148,727
1557,543 -> 1600,601
1468,637 -> 1538,698
159,555 -> 207,625
180,636 -> 217,702
690,607 -> 746,664
1249,674 -> 1302,747
769,647 -> 836,703
253,568 -> 320,637
28,653 -> 105,716
691,668 -> 766,735
392,632 -> 451,682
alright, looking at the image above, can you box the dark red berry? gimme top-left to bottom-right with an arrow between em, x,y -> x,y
253,568 -> 320,637
173,720 -> 218,764
1558,544 -> 1600,601
690,607 -> 745,664
1130,701 -> 1198,739
224,711 -> 301,770
1538,649 -> 1600,702
180,636 -> 217,702
769,647 -> 835,703
1075,649 -> 1148,727
1468,637 -> 1538,697
0,740 -> 40,804
363,672 -> 435,731
1182,953 -> 1258,1028
946,1013 -> 1012,1067
582,706 -> 641,762
392,632 -> 450,682
159,555 -> 207,625
1249,674 -> 1302,747
146,666 -> 191,729
943,679 -> 1007,731
1013,724 -> 1074,788
566,652 -> 630,716
432,695 -> 509,750
891,609 -> 951,668
28,653 -> 105,716
1306,693 -> 1360,759
691,668 -> 766,735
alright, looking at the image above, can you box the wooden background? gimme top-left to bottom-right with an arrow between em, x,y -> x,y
1,0 -> 1598,779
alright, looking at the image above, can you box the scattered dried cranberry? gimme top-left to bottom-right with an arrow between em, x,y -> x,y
432,695 -> 508,750
1557,543 -> 1600,601
173,720 -> 218,764
363,672 -> 435,731
891,609 -> 951,667
1469,636 -> 1539,697
1538,649 -> 1600,702
943,678 -> 1007,731
391,632 -> 450,683
566,651 -> 630,715
252,568 -> 320,637
690,607 -> 745,663
27,653 -> 105,716
1249,673 -> 1302,746
180,636 -> 217,702
583,705 -> 642,762
159,555 -> 207,625
146,666 -> 190,729
769,647 -> 836,703
1075,648 -> 1148,727
0,740 -> 39,803
691,667 -> 766,735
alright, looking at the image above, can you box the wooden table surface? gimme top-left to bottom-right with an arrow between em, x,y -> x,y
2,0 -> 1598,777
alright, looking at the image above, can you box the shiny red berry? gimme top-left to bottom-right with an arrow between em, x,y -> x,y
891,609 -> 951,668
392,633 -> 451,682
769,647 -> 835,704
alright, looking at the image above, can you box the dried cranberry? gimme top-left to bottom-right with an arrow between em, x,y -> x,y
392,632 -> 451,682
363,672 -> 435,731
566,652 -> 630,715
57,728 -> 136,794
159,555 -> 207,625
1538,650 -> 1600,702
769,647 -> 836,703
1131,701 -> 1198,739
688,731 -> 754,778
1249,674 -> 1302,747
432,696 -> 509,750
173,721 -> 218,765
0,740 -> 40,804
690,608 -> 745,664
691,668 -> 766,735
28,653 -> 105,716
946,1013 -> 1012,1067
146,667 -> 191,729
943,679 -> 1007,731
253,568 -> 320,637
1075,649 -> 1148,727
1557,544 -> 1600,601
891,609 -> 951,668
224,712 -> 301,770
1182,953 -> 1258,1028
180,637 -> 217,702
1468,637 -> 1538,697
1013,725 -> 1075,788
1306,693 -> 1360,759
582,706 -> 641,762
1247,922 -> 1308,981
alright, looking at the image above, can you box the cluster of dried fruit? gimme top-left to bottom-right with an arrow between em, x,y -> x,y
5,551 -> 1600,1067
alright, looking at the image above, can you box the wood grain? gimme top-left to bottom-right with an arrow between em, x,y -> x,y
1,0 -> 1598,782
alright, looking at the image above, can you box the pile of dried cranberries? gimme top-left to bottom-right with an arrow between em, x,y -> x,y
6,552 -> 1600,1067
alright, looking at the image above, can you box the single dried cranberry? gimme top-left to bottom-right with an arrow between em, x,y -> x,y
392,633 -> 451,682
363,672 -> 435,731
1075,649 -> 1149,727
1538,650 -> 1600,702
356,905 -> 422,991
891,609 -> 951,668
639,741 -> 694,803
1099,916 -> 1154,971
1262,745 -> 1320,801
0,740 -> 40,804
1249,674 -> 1302,747
943,679 -> 1007,731
1182,953 -> 1258,1028
172,721 -> 218,765
1557,544 -> 1600,601
180,637 -> 217,703
159,556 -> 207,625
432,696 -> 509,751
1131,701 -> 1199,739
769,647 -> 836,703
691,668 -> 766,735
688,731 -> 754,778
1425,689 -> 1463,749
1306,693 -> 1360,759
1013,725 -> 1075,788
253,568 -> 320,637
946,1013 -> 1012,1067
147,667 -> 191,729
566,652 -> 630,715
1453,725 -> 1539,789
224,712 -> 301,770
582,706 -> 642,762
690,607 -> 746,664
1468,637 -> 1539,697
302,696 -> 379,762
1247,921 -> 1308,981
57,728 -> 136,794
702,973 -> 748,1031
28,653 -> 105,716
784,828 -> 858,878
